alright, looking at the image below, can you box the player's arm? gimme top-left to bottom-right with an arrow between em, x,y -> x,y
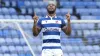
32,13 -> 41,36
62,11 -> 71,36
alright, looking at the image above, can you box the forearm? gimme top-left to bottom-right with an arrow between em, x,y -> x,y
66,20 -> 71,35
32,23 -> 39,36
64,20 -> 71,35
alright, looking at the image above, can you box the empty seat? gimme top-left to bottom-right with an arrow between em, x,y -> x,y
18,15 -> 25,19
24,1 -> 31,8
1,46 -> 9,53
8,46 -> 16,53
25,15 -> 32,19
83,53 -> 90,56
69,53 -> 76,56
11,15 -> 18,19
0,15 -> 4,19
0,38 -> 6,45
4,54 -> 10,56
5,38 -> 13,45
9,8 -> 17,15
16,46 -> 24,53
18,53 -> 25,56
23,46 -> 30,52
13,38 -> 20,45
2,8 -> 9,15
4,15 -> 11,19
76,53 -> 83,56
11,53 -> 18,56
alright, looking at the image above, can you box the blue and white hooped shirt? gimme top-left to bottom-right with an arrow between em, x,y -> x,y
37,15 -> 66,50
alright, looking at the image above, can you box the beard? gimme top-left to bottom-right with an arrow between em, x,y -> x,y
47,9 -> 56,14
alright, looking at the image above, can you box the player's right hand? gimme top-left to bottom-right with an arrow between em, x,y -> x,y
33,12 -> 38,24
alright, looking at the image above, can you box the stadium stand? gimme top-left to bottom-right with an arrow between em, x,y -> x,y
0,0 -> 100,56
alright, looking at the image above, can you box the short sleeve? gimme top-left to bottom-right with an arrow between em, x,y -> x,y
61,19 -> 66,28
37,18 -> 42,28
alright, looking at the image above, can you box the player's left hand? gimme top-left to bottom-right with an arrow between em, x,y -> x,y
66,11 -> 71,21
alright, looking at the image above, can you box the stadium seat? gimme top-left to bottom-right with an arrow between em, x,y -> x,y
8,46 -> 16,53
23,46 -> 30,52
11,53 -> 18,56
76,53 -> 83,56
9,8 -> 17,15
69,53 -> 76,56
0,15 -> 4,19
4,54 -> 10,56
13,38 -> 20,45
15,46 -> 24,53
83,53 -> 90,56
5,38 -> 13,45
11,15 -> 18,19
1,46 -> 9,53
4,15 -> 12,19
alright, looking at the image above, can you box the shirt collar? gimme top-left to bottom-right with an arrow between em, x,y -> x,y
45,15 -> 57,18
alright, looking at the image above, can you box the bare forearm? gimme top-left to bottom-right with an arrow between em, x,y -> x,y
64,20 -> 71,35
66,20 -> 71,35
32,23 -> 39,36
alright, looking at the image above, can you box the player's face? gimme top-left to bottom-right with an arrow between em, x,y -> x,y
47,4 -> 56,14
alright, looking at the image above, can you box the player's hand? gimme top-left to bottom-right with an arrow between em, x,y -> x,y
66,11 -> 71,21
33,12 -> 38,24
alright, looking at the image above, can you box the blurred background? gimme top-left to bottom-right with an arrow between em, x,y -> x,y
0,0 -> 100,56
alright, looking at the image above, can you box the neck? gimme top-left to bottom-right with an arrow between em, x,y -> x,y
48,13 -> 56,17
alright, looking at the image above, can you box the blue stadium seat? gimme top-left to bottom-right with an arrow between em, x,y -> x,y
1,46 -> 9,53
24,1 -> 31,8
75,2 -> 85,8
81,16 -> 96,20
76,53 -> 83,56
11,53 -> 18,56
17,1 -> 25,8
18,53 -> 25,56
4,15 -> 11,19
23,46 -> 30,52
11,15 -> 18,19
76,9 -> 90,15
20,8 -> 26,15
25,15 -> 32,19
0,15 -> 4,19
86,45 -> 94,52
69,53 -> 75,56
0,8 -> 2,15
16,46 -> 24,53
11,1 -> 17,7
13,38 -> 20,45
27,8 -> 33,15
4,54 -> 10,56
97,53 -> 100,56
2,8 -> 9,15
0,38 -> 6,45
66,45 -> 73,53
83,53 -> 90,56
5,38 -> 13,45
0,54 -> 3,56
60,2 -> 74,8
4,1 -> 10,7
72,46 -> 80,52
60,8 -> 72,15
18,15 -> 25,19
8,46 -> 16,53
93,45 -> 100,52
31,1 -> 38,8
40,8 -> 47,16
20,38 -> 26,45
90,53 -> 97,56
26,52 -> 32,56
9,8 -> 17,15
